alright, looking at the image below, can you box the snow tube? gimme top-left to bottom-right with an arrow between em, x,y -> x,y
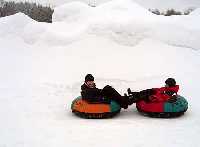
136,95 -> 188,118
71,96 -> 121,119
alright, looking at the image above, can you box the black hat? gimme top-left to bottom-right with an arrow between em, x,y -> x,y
165,78 -> 176,87
85,74 -> 94,82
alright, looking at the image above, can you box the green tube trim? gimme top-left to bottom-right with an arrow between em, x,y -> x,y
164,95 -> 188,112
71,96 -> 82,110
110,100 -> 121,112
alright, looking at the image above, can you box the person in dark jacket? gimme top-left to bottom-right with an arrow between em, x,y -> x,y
81,74 -> 137,109
128,78 -> 179,103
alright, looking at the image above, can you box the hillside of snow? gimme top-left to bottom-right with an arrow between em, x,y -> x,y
0,0 -> 200,147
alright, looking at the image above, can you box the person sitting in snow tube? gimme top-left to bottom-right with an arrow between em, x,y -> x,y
128,78 -> 188,118
71,74 -> 136,118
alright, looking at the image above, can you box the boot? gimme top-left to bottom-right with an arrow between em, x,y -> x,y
121,102 -> 128,109
127,88 -> 141,104
127,92 -> 140,105
127,88 -> 132,95
120,93 -> 129,109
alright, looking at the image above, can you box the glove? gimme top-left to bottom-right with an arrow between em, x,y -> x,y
165,90 -> 175,96
167,95 -> 177,103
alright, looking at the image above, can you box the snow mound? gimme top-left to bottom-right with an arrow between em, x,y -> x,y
1,0 -> 200,49
190,8 -> 200,16
53,2 -> 92,22
85,0 -> 155,46
53,0 -> 200,49
52,0 -> 156,46
53,0 -> 154,23
0,13 -> 47,44
0,13 -> 33,37
97,0 -> 153,17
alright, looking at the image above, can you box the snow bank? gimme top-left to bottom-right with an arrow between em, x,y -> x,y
52,0 -> 155,25
0,12 -> 84,45
95,0 -> 153,19
190,8 -> 200,16
51,0 -> 200,49
0,13 -> 32,37
151,16 -> 200,50
53,2 -> 92,22
1,0 -> 200,49
52,0 -> 154,46
0,13 -> 47,44
86,0 -> 154,46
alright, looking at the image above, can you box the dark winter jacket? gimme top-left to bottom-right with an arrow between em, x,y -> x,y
81,83 -> 110,103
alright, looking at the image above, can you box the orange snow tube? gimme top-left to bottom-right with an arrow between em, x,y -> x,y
71,96 -> 121,119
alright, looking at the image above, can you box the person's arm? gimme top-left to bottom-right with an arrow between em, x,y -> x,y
167,85 -> 179,93
81,86 -> 102,102
156,85 -> 179,93
81,83 -> 109,103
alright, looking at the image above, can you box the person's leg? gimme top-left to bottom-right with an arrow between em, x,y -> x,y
101,85 -> 128,109
127,88 -> 142,104
127,92 -> 140,104
139,89 -> 155,101
127,88 -> 155,103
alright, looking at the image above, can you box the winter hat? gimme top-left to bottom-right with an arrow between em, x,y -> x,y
165,78 -> 176,87
85,74 -> 94,82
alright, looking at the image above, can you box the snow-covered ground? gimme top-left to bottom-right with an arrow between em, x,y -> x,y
0,0 -> 200,147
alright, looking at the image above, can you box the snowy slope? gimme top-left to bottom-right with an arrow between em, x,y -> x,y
0,0 -> 200,147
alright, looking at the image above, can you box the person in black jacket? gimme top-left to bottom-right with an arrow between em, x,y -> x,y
81,74 -> 137,109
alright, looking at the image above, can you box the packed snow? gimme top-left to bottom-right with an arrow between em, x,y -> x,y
0,0 -> 200,147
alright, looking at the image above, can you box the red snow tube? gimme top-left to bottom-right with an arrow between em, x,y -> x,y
136,95 -> 188,118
